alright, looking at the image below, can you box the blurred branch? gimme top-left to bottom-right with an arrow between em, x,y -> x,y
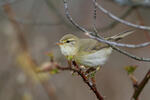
132,69 -> 150,100
15,18 -> 63,26
113,0 -> 150,7
63,0 -> 150,62
0,0 -> 18,6
93,1 -> 150,31
135,9 -> 150,41
44,0 -> 76,30
3,3 -> 57,100
12,0 -> 63,26
3,3 -> 28,51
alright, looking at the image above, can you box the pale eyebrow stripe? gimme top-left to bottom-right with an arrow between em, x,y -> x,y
65,39 -> 75,42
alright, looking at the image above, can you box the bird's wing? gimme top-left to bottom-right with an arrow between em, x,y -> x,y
78,39 -> 108,53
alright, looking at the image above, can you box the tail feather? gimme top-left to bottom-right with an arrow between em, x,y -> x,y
106,29 -> 135,41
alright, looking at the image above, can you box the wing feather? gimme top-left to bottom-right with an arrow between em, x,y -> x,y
79,39 -> 108,53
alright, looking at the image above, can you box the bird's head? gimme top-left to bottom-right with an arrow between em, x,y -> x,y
57,34 -> 79,58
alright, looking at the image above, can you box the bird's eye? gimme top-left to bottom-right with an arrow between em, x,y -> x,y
66,40 -> 70,43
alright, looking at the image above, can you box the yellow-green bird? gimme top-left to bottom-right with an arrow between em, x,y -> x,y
57,31 -> 134,68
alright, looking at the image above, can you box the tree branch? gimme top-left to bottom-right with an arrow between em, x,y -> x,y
39,61 -> 104,100
132,69 -> 150,100
110,45 -> 150,62
62,0 -> 150,62
0,0 -> 18,6
99,6 -> 136,32
3,3 -> 58,100
93,0 -> 150,30
64,0 -> 150,48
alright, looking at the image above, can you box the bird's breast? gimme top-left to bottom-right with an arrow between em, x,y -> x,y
60,45 -> 77,56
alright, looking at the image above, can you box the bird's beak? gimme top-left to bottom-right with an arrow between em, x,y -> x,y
56,42 -> 64,45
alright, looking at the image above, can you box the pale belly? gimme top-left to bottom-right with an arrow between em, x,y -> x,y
76,48 -> 112,67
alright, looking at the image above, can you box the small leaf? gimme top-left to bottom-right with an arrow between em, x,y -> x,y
67,55 -> 73,61
49,68 -> 59,74
125,65 -> 137,75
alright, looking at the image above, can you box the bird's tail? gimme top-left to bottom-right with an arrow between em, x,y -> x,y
106,29 -> 135,41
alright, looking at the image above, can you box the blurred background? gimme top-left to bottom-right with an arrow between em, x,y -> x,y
0,0 -> 150,100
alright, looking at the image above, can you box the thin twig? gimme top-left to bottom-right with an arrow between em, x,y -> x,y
93,1 -> 150,31
99,6 -> 136,32
92,0 -> 98,33
132,69 -> 150,100
129,74 -> 138,89
110,45 -> 150,62
89,33 -> 150,48
3,3 -> 28,51
62,0 -> 150,62
45,62 -> 104,100
64,0 -> 150,48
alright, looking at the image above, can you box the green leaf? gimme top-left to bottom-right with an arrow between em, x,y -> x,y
125,65 -> 137,75
49,68 -> 59,74
67,55 -> 73,61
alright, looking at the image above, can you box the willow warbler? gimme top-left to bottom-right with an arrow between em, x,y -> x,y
57,31 -> 134,68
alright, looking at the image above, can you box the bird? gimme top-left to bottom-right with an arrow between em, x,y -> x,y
56,30 -> 134,71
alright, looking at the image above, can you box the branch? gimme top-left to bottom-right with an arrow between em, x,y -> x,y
39,61 -> 104,100
132,69 -> 150,100
0,0 -> 18,6
89,33 -> 150,48
44,0 -> 76,31
3,3 -> 28,51
110,45 -> 150,62
62,0 -> 150,62
64,0 -> 150,48
14,18 -> 63,26
93,1 -> 150,31
3,3 -> 58,100
99,6 -> 136,32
